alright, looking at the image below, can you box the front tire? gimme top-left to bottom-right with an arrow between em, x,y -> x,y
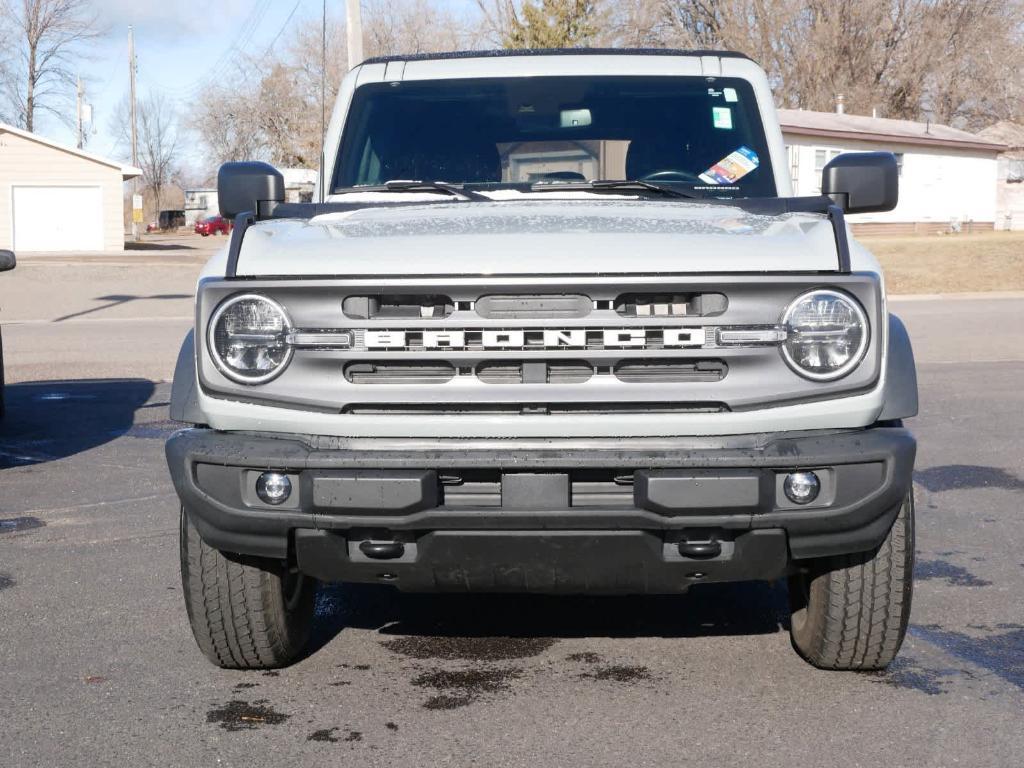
788,492 -> 915,670
179,508 -> 315,669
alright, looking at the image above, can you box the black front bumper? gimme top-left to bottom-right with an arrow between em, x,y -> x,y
166,427 -> 915,594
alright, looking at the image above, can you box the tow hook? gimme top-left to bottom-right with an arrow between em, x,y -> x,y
678,539 -> 722,559
359,541 -> 406,560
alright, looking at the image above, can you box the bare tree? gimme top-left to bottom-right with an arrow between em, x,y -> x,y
112,92 -> 179,212
0,0 -> 101,132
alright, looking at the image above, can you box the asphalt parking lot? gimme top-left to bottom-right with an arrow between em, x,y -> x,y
1,240 -> 1023,767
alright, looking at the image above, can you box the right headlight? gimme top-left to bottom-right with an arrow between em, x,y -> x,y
208,293 -> 293,384
781,289 -> 869,381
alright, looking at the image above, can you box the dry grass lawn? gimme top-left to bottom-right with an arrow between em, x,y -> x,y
861,231 -> 1024,295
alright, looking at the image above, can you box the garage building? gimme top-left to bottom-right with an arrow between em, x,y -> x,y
780,109 -> 1005,235
0,122 -> 142,252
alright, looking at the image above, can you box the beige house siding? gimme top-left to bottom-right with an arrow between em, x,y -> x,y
0,128 -> 125,251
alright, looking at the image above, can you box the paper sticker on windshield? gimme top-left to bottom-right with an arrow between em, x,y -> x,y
712,106 -> 733,129
699,146 -> 759,185
723,87 -> 738,102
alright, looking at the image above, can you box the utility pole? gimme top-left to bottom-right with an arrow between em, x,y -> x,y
346,0 -> 363,71
128,25 -> 140,240
75,77 -> 84,149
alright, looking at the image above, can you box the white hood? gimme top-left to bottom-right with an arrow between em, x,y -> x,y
232,199 -> 846,277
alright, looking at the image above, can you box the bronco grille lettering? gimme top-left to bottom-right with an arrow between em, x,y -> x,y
361,327 -> 708,351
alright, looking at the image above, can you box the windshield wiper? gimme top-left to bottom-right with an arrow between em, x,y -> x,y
530,179 -> 704,200
364,180 -> 491,201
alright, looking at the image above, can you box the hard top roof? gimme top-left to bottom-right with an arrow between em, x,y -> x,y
361,48 -> 752,66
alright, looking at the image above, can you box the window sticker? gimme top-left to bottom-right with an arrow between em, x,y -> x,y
723,87 -> 738,102
712,106 -> 733,130
707,87 -> 723,98
699,146 -> 760,185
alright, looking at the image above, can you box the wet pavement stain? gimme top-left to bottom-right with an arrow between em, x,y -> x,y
412,668 -> 522,710
385,722 -> 399,731
233,682 -> 258,691
262,670 -> 280,677
382,635 -> 555,662
915,465 -> 1024,493
868,657 -> 956,696
0,573 -> 15,590
206,700 -> 291,732
567,652 -> 603,664
423,694 -> 474,711
329,681 -> 351,687
915,559 -> 992,587
580,664 -> 654,684
308,728 -> 340,743
345,731 -> 363,742
911,624 -> 1024,691
0,516 -> 46,535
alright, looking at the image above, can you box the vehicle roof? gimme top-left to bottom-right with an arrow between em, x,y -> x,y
361,48 -> 752,66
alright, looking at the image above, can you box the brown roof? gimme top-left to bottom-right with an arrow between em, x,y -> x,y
778,109 -> 1005,153
977,121 -> 1024,151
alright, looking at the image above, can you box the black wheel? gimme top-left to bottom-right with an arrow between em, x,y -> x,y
788,492 -> 915,670
179,508 -> 315,669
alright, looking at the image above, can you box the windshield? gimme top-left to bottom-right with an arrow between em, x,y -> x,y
333,75 -> 776,197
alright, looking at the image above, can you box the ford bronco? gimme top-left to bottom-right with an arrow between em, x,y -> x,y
166,49 -> 917,671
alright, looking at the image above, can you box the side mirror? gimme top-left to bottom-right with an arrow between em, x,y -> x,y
218,161 -> 284,220
0,250 -> 15,272
822,152 -> 898,214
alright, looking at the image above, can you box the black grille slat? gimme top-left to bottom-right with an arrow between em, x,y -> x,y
476,361 -> 594,384
614,359 -> 727,383
344,362 -> 455,384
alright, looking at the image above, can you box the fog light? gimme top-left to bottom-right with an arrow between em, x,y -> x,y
256,472 -> 291,505
784,471 -> 820,505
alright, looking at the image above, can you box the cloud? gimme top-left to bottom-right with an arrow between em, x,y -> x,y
95,0 -> 254,39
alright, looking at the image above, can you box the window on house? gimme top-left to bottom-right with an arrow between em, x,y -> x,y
894,153 -> 904,177
813,148 -> 841,191
1008,159 -> 1024,183
786,145 -> 799,187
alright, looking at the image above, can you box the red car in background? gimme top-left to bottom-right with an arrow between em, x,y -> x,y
194,215 -> 232,236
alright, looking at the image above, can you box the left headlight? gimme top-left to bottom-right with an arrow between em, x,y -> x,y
781,289 -> 869,381
208,294 -> 293,384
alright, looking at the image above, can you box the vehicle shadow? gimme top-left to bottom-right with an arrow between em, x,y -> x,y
309,579 -> 791,658
0,379 -> 166,469
124,240 -> 198,251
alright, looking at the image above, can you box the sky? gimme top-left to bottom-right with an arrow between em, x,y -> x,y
36,0 -> 479,175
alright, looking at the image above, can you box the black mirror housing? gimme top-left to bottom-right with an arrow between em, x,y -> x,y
0,249 -> 16,272
821,152 -> 898,214
218,161 -> 285,220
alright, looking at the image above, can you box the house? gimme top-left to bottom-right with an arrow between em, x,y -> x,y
184,168 -> 316,226
779,109 -> 1005,235
976,121 -> 1024,231
0,122 -> 142,251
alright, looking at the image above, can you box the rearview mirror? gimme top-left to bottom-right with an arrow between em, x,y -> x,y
0,250 -> 15,272
218,161 -> 284,220
822,152 -> 898,214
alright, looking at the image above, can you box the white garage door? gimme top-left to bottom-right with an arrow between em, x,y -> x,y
12,185 -> 104,251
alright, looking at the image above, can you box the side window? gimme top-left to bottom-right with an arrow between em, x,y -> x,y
1007,158 -> 1024,183
894,152 -> 904,177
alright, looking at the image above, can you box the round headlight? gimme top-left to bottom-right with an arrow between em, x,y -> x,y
208,294 -> 292,384
781,289 -> 869,381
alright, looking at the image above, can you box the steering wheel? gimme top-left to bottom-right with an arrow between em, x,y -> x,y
640,169 -> 703,184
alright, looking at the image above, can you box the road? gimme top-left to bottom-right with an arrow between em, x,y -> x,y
1,244 -> 1023,767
